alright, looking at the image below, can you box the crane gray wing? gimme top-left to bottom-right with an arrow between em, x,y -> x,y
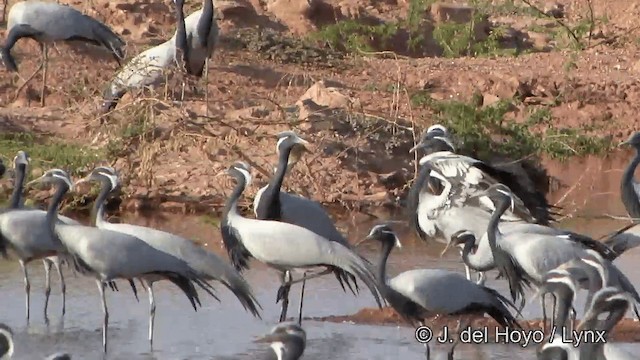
101,222 -> 261,316
603,224 -> 640,256
278,192 -> 348,246
388,269 -> 493,313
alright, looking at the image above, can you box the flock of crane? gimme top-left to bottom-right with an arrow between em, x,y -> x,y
0,127 -> 638,360
2,1 -> 640,360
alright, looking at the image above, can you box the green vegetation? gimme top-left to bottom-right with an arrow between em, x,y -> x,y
0,132 -> 103,177
312,0 -> 514,57
410,93 -> 613,160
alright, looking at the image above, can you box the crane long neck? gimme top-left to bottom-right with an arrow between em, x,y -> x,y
203,0 -> 213,19
175,0 -> 189,71
92,179 -> 112,227
554,289 -> 573,331
259,146 -> 293,220
621,147 -> 640,219
487,197 -> 510,253
223,173 -> 247,222
9,164 -> 26,209
459,236 -> 494,271
46,183 -> 70,233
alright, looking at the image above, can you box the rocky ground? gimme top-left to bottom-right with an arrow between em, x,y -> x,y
1,0 -> 639,217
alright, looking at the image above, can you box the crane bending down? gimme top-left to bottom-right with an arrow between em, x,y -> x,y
253,131 -> 360,322
0,1 -> 125,106
221,161 -> 383,320
76,166 -> 262,346
25,169 -> 215,352
100,0 -> 217,113
359,223 -> 520,359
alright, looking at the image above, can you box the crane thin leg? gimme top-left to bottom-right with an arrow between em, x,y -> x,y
40,43 -> 48,107
54,258 -> 66,315
43,258 -> 53,319
204,58 -> 209,117
97,280 -> 109,353
19,260 -> 30,321
541,294 -> 547,332
144,280 -> 156,348
278,271 -> 292,322
298,272 -> 306,325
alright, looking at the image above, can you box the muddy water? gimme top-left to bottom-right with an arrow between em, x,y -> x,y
2,152 -> 640,359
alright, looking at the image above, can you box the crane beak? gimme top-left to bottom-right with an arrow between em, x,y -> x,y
25,176 -> 44,188
439,241 -> 454,257
354,234 -> 374,248
408,142 -> 425,154
254,329 -> 288,344
74,176 -> 90,187
618,139 -> 630,148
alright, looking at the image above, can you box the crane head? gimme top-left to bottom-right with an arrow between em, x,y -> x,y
357,223 -> 402,249
0,323 -> 14,359
409,124 -> 455,154
532,270 -> 577,305
228,161 -> 252,187
76,166 -> 120,192
255,322 -> 306,360
445,230 -> 476,255
13,150 -> 30,169
26,169 -> 74,191
476,183 -> 515,213
619,131 -> 640,148
276,131 -> 310,167
576,287 -> 630,332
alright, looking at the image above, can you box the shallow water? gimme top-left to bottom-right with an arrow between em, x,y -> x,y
1,212 -> 639,359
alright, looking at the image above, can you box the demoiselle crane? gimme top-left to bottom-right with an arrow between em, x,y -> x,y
575,288 -> 635,360
256,322 -> 306,360
619,131 -> 640,222
0,322 -> 72,359
25,168 -> 215,352
409,124 -> 558,225
446,184 -> 639,327
220,161 -> 383,321
253,131 -> 360,321
0,1 -> 125,106
602,132 -> 640,256
358,223 -> 520,359
100,0 -> 217,113
75,165 -> 262,346
0,151 -> 77,320
538,287 -> 634,360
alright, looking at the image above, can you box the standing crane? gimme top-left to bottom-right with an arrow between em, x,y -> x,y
76,165 -> 261,347
359,223 -> 520,359
1,1 -> 125,106
25,168 -> 215,352
220,161 -> 383,320
0,151 -> 76,320
253,131 -> 360,322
